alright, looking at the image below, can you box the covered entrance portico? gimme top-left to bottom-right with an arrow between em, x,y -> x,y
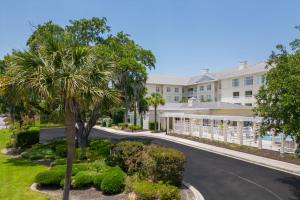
159,112 -> 297,153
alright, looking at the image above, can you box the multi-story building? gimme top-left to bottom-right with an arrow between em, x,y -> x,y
146,61 -> 268,106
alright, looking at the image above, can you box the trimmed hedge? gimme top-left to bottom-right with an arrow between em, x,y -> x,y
144,145 -> 186,186
109,141 -> 145,174
93,173 -> 105,190
13,127 -> 40,148
91,159 -> 111,173
89,139 -> 112,158
35,169 -> 65,187
72,171 -> 96,188
132,180 -> 180,200
101,167 -> 126,194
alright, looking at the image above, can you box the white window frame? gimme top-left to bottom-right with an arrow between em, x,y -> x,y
233,91 -> 239,98
245,90 -> 252,98
232,79 -> 239,87
244,76 -> 253,86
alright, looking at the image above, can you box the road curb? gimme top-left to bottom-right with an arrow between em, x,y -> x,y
95,127 -> 300,177
182,181 -> 205,200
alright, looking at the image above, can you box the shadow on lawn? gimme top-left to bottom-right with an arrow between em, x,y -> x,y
4,157 -> 41,167
276,176 -> 300,200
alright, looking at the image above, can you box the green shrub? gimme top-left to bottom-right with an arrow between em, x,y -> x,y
50,158 -> 66,166
101,167 -> 126,194
149,122 -> 157,130
12,127 -> 40,148
102,117 -> 112,127
132,181 -> 180,200
35,169 -> 65,187
72,171 -> 96,188
54,143 -> 67,157
91,160 -> 111,173
51,163 -> 90,175
89,139 -> 112,158
111,107 -> 125,124
128,124 -> 142,130
21,143 -> 55,160
93,173 -> 105,190
144,145 -> 186,186
118,122 -> 129,129
109,141 -> 145,174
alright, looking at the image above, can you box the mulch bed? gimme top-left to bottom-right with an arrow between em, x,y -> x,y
168,133 -> 300,165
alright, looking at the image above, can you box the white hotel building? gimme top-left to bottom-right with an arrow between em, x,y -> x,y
130,61 -> 296,153
146,61 -> 267,107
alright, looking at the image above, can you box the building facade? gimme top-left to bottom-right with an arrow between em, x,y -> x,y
146,61 -> 268,107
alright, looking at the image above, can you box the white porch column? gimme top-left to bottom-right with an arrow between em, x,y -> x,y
172,117 -> 175,133
166,117 -> 169,134
210,120 -> 214,140
189,118 -> 193,136
157,114 -> 160,131
280,133 -> 285,154
271,129 -> 275,147
238,121 -> 243,145
254,122 -> 262,149
199,119 -> 203,138
224,120 -> 228,143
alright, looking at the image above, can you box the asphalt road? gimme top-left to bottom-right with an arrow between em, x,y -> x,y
40,127 -> 300,200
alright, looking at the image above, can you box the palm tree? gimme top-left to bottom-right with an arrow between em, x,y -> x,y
146,93 -> 165,132
2,21 -> 114,200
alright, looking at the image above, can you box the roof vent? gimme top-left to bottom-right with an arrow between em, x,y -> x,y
239,61 -> 247,70
200,68 -> 209,74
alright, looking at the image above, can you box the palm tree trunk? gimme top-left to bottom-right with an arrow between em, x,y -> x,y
133,102 -> 137,126
63,99 -> 76,200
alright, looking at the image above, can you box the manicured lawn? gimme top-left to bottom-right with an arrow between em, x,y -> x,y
0,129 -> 49,200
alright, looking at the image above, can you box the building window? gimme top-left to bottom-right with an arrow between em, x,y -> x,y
156,87 -> 160,92
232,79 -> 239,87
234,103 -> 241,105
233,92 -> 239,98
245,103 -> 252,107
174,96 -> 179,102
166,87 -> 171,92
219,83 -> 222,89
257,75 -> 266,85
244,76 -> 253,85
245,90 -> 252,97
199,86 -> 204,91
207,95 -> 211,101
207,84 -> 211,91
175,88 -> 179,93
200,95 -> 204,102
182,88 -> 185,93
166,96 -> 172,102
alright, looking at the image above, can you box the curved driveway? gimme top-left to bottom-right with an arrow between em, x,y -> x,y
40,128 -> 300,200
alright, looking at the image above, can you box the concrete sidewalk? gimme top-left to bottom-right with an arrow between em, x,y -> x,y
95,126 -> 300,176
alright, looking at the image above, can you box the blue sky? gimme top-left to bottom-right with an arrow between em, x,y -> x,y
1,0 -> 300,76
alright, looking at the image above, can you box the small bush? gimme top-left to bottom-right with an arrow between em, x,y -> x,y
144,145 -> 186,186
21,144 -> 55,160
89,139 -> 112,158
128,124 -> 142,130
93,173 -> 106,190
51,163 -> 90,175
102,117 -> 112,127
72,171 -> 96,188
118,122 -> 129,129
149,122 -> 157,131
54,144 -> 67,157
50,158 -> 66,166
12,127 -> 40,148
91,159 -> 111,173
35,169 -> 65,187
109,141 -> 145,174
132,181 -> 180,200
101,167 -> 126,194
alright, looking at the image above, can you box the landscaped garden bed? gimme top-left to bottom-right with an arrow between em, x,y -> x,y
3,126 -> 192,200
168,133 -> 300,165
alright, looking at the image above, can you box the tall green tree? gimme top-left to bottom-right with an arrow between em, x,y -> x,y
255,26 -> 300,154
146,93 -> 165,132
2,20 -> 115,199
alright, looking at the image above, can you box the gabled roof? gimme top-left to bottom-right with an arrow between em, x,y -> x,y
147,61 -> 268,86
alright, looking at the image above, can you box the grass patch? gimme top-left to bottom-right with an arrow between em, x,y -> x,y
0,129 -> 49,200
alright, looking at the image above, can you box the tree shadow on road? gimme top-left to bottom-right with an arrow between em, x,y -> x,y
276,176 -> 300,200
